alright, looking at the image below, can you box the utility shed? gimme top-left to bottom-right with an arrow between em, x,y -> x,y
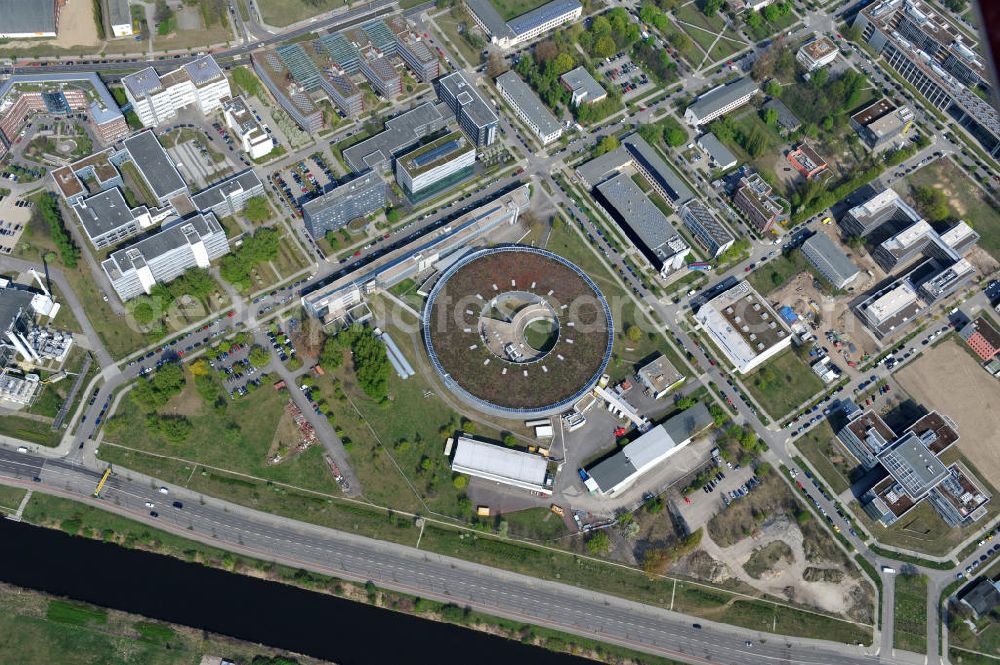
451,436 -> 551,494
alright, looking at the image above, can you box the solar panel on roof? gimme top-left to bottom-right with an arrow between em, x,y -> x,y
411,140 -> 462,167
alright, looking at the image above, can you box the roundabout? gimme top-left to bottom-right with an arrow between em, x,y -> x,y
423,245 -> 613,416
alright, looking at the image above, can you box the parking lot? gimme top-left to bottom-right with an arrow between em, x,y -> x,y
676,461 -> 759,531
271,154 -> 338,213
0,188 -> 30,255
595,52 -> 652,101
210,342 -> 270,400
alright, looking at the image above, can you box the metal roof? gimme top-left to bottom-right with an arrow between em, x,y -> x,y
464,0 -> 514,38
451,436 -> 548,490
622,134 -> 693,204
596,173 -> 675,263
0,287 -> 34,333
508,0 -> 581,35
496,71 -> 561,138
0,0 -> 56,34
802,234 -> 859,286
438,71 -> 498,129
560,66 -> 606,103
697,133 -> 737,168
687,77 -> 757,121
301,171 -> 385,217
107,0 -> 131,27
878,431 -> 949,498
342,102 -> 449,172
123,130 -> 187,201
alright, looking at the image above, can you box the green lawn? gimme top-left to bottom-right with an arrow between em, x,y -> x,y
256,0 -> 344,27
674,2 -> 726,34
490,0 -> 550,20
100,370 -> 339,497
0,415 -> 62,447
0,485 -> 27,514
503,507 -> 568,541
795,422 -> 857,495
894,572 -> 928,653
744,350 -> 825,420
706,32 -> 746,63
901,157 -> 1000,261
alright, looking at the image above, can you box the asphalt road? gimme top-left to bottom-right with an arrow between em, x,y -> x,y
0,446 -> 883,665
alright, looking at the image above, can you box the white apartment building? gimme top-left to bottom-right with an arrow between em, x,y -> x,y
796,36 -> 838,71
684,77 -> 758,126
122,55 -> 232,127
101,213 -> 230,301
222,96 -> 273,160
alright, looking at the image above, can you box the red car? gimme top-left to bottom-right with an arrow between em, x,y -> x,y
683,496 -> 692,504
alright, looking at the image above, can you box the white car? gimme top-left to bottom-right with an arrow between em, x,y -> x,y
158,487 -> 169,495
16,446 -> 28,453
144,501 -> 155,508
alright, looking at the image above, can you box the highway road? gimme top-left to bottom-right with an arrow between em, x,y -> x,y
0,446 -> 883,665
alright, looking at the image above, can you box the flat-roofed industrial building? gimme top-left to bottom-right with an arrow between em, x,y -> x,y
450,436 -> 552,494
694,281 -> 793,374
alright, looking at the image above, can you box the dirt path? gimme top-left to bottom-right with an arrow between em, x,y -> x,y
694,515 -> 852,615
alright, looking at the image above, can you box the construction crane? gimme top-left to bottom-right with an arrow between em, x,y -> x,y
93,467 -> 112,498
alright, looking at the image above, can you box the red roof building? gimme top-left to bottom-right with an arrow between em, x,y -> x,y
959,317 -> 1000,361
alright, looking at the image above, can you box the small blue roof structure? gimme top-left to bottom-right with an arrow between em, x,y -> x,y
779,306 -> 798,323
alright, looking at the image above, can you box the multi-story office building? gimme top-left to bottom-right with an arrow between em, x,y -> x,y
842,189 -> 922,238
391,25 -> 440,82
252,49 -> 324,133
222,96 -> 273,160
464,0 -> 582,49
323,72 -> 364,118
0,73 -> 127,158
732,172 -> 785,233
684,77 -> 757,126
343,102 -> 450,173
123,130 -> 189,206
801,234 -> 860,289
71,187 -> 155,249
359,56 -> 402,99
301,171 -> 387,237
680,200 -> 735,258
395,131 -> 476,200
496,71 -> 563,145
436,71 -> 498,147
108,0 -> 133,37
854,0 -> 999,157
694,281 -> 793,374
102,213 -> 231,301
851,98 -> 914,152
697,133 -> 737,170
122,55 -> 231,127
796,35 -> 838,71
190,170 -> 265,219
577,134 -> 694,208
594,173 -> 690,278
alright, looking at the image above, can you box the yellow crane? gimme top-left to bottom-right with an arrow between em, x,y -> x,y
93,467 -> 112,497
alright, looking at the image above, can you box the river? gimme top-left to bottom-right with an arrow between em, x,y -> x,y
0,519 -> 591,664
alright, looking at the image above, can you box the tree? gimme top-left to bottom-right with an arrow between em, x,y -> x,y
37,193 -> 79,268
625,325 -> 642,342
502,433 -> 517,447
703,0 -> 724,16
592,35 -> 616,59
219,228 -> 280,289
586,531 -> 610,554
453,475 -> 468,489
243,196 -> 271,224
486,52 -> 508,79
762,107 -> 778,126
763,79 -> 781,98
664,126 -> 687,147
248,345 -> 271,368
912,185 -> 950,222
318,335 -> 344,371
189,358 -> 210,376
534,39 -> 559,62
594,134 -> 620,157
385,206 -> 401,225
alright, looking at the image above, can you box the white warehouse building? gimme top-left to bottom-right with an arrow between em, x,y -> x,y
122,55 -> 232,127
695,281 -> 794,374
450,436 -> 552,495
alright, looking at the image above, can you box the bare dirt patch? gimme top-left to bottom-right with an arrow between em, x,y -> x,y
4,0 -> 100,50
894,338 -> 1000,483
161,379 -> 204,418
